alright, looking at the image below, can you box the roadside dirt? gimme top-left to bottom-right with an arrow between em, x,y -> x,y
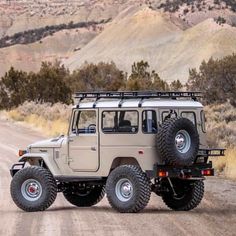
0,119 -> 236,236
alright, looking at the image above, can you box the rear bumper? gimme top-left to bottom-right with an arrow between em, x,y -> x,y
147,148 -> 225,179
153,162 -> 214,179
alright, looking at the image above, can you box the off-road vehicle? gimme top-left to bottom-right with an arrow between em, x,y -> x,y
10,91 -> 224,213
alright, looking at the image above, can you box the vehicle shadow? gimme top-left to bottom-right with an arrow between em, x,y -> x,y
47,205 -> 236,215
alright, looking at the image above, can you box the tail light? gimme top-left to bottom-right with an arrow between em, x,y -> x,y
201,169 -> 214,176
158,170 -> 169,177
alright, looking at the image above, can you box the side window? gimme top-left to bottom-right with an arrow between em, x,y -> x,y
181,112 -> 196,126
162,110 -> 178,122
72,110 -> 96,134
201,110 -> 206,133
142,110 -> 157,133
162,111 -> 170,122
102,110 -> 138,133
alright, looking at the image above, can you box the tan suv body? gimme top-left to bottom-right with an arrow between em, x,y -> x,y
10,91 -> 224,213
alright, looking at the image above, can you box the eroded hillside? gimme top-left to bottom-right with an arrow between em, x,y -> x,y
1,0 -> 236,81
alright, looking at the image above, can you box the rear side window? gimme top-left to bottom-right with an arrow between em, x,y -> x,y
102,110 -> 138,133
201,110 -> 206,133
162,110 -> 178,122
181,112 -> 196,126
142,110 -> 157,133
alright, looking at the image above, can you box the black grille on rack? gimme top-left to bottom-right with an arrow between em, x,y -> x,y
74,91 -> 202,101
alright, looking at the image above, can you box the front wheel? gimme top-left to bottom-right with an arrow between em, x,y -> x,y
161,179 -> 204,211
106,165 -> 151,213
10,166 -> 57,212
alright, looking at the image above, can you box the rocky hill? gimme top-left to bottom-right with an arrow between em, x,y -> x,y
0,0 -> 144,37
65,6 -> 236,82
1,0 -> 236,81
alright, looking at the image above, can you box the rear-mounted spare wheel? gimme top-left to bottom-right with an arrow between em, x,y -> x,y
157,117 -> 199,166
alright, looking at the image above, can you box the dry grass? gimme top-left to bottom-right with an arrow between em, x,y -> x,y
205,102 -> 236,148
7,102 -> 71,137
205,102 -> 236,179
213,149 -> 236,180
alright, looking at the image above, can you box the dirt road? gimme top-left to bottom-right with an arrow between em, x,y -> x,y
0,119 -> 236,236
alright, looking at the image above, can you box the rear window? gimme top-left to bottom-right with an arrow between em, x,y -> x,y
181,112 -> 196,126
102,110 -> 138,133
142,110 -> 157,133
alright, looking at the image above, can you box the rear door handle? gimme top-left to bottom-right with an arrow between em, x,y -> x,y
91,146 -> 96,151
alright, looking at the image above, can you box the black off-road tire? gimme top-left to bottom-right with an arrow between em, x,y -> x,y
162,179 -> 204,211
106,165 -> 151,213
10,166 -> 57,212
157,117 -> 199,166
63,185 -> 105,207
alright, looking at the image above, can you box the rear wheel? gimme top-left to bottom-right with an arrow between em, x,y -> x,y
10,166 -> 57,212
161,178 -> 204,211
63,184 -> 105,207
106,165 -> 151,213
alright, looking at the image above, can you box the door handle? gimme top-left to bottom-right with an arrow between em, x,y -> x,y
68,139 -> 74,142
91,146 -> 96,151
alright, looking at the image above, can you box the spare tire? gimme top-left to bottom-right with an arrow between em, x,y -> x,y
157,117 -> 199,166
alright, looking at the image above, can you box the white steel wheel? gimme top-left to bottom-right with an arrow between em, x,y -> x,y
115,178 -> 133,202
21,179 -> 43,202
175,130 -> 191,154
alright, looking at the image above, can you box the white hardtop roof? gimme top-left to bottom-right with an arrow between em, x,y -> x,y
75,99 -> 203,109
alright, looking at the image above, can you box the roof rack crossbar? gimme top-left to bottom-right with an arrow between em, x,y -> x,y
74,91 -> 202,102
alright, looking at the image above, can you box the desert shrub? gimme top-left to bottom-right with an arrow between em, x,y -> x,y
170,79 -> 183,91
0,61 -> 72,108
31,61 -> 72,104
126,61 -> 170,91
205,102 -> 236,148
68,61 -> 125,92
0,67 -> 30,108
215,16 -> 226,25
186,54 -> 236,106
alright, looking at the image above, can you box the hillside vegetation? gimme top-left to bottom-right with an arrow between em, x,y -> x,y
0,19 -> 109,48
0,60 -> 182,109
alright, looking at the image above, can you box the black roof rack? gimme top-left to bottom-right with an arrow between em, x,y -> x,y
74,91 -> 202,102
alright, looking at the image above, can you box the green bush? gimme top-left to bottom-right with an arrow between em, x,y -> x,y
186,54 -> 236,106
126,61 -> 169,91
